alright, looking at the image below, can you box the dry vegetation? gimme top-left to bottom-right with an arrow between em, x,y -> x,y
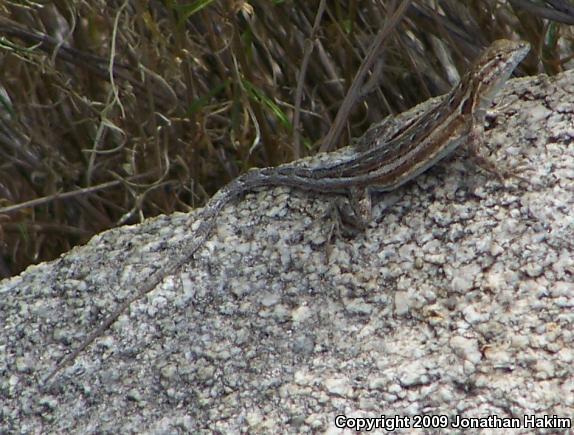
0,0 -> 573,277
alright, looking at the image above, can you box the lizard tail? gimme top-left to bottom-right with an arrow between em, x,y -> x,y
41,171 -> 270,387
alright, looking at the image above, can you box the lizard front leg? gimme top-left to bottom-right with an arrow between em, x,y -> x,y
466,106 -> 525,183
458,104 -> 507,182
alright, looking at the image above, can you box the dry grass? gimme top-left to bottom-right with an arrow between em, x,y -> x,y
0,0 -> 572,277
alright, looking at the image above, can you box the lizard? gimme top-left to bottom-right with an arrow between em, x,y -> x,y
42,39 -> 530,386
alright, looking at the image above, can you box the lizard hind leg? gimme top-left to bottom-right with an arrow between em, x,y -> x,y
325,187 -> 372,240
322,187 -> 372,262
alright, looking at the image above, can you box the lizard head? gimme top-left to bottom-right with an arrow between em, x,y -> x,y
458,39 -> 531,114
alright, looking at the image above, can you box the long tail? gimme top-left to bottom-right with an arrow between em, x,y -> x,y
41,173 -> 267,387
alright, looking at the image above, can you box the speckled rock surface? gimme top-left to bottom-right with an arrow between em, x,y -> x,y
1,70 -> 573,434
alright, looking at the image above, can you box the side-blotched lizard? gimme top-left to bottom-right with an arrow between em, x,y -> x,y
43,39 -> 530,385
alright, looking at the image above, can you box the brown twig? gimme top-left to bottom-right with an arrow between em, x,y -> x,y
319,0 -> 413,152
292,0 -> 326,159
